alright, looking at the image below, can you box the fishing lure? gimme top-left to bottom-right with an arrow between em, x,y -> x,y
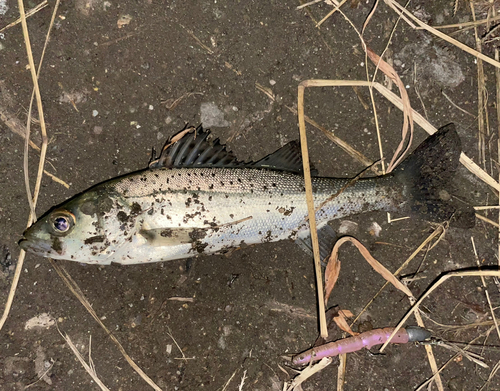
292,326 -> 431,365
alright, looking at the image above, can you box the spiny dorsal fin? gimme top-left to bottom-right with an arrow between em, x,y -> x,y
149,126 -> 242,169
149,125 -> 313,174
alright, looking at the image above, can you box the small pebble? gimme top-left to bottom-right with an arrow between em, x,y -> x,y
92,110 -> 98,117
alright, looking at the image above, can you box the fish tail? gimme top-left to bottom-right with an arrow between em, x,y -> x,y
393,124 -> 475,228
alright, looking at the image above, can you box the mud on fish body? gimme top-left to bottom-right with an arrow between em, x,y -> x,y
19,124 -> 475,265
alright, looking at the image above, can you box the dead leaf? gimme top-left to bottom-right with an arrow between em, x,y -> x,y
324,236 -> 414,302
333,309 -> 358,336
366,47 -> 414,173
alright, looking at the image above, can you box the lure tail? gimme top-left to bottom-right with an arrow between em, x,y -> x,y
393,124 -> 475,228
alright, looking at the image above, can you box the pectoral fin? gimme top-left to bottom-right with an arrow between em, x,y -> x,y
139,227 -> 208,246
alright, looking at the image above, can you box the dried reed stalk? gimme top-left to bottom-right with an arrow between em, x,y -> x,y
380,270 -> 500,352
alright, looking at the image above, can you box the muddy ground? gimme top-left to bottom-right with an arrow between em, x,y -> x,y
1,0 -> 500,390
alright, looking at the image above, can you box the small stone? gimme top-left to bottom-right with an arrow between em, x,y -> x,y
117,14 -> 132,28
92,110 -> 98,117
369,222 -> 382,237
200,102 -> 230,128
93,126 -> 103,135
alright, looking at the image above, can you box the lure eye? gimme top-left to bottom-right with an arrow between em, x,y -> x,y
50,211 -> 75,235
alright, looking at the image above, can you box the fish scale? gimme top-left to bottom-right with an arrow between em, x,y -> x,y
105,167 -> 398,264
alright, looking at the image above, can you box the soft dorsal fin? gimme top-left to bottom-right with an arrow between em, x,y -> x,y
149,125 -> 314,174
251,140 -> 316,174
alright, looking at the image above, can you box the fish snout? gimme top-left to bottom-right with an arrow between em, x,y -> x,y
18,230 -> 54,255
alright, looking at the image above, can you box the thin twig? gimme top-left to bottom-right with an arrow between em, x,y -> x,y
0,0 -> 48,33
380,270 -> 500,353
50,259 -> 162,391
384,0 -> 500,69
0,0 -> 58,334
58,331 -> 110,391
298,82 -> 328,338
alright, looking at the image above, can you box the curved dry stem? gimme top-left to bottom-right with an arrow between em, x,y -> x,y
380,270 -> 500,353
0,0 -> 57,333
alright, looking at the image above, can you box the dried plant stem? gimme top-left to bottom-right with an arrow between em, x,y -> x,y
296,0 -> 323,10
350,225 -> 443,325
337,353 -> 346,391
58,332 -> 110,391
285,357 -> 333,390
298,83 -> 328,338
442,91 -> 476,118
19,0 -> 49,224
365,1 -> 413,174
0,0 -> 56,334
380,270 -> 500,353
335,8 -> 387,175
476,213 -> 499,228
495,28 -> 500,267
0,251 -> 26,331
0,0 -> 48,33
472,236 -> 500,341
316,0 -> 348,27
296,79 -> 500,193
409,295 -> 443,391
285,106 -> 375,169
471,2 -> 488,170
50,259 -> 162,391
427,14 -> 500,30
384,0 -> 500,69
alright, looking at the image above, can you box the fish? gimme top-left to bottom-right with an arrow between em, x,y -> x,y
19,124 -> 475,265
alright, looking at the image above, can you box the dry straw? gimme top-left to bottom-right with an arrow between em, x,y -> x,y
380,270 -> 500,353
284,357 -> 333,391
0,0 -> 48,33
0,2 -> 163,390
50,259 -> 163,391
384,0 -> 500,69
58,332 -> 111,391
292,2 -> 500,389
0,0 -> 56,333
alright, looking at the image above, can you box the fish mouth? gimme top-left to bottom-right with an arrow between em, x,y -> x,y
18,237 -> 53,255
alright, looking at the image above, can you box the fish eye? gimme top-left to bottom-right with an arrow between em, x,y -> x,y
54,217 -> 69,232
50,211 -> 75,235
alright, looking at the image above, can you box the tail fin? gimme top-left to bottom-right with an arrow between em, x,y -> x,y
394,124 -> 475,228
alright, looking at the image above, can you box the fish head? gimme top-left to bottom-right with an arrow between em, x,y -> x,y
19,186 -> 132,264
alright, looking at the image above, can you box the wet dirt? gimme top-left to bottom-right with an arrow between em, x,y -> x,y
1,1 -> 499,390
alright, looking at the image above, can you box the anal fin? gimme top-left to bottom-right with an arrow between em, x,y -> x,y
295,224 -> 337,263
